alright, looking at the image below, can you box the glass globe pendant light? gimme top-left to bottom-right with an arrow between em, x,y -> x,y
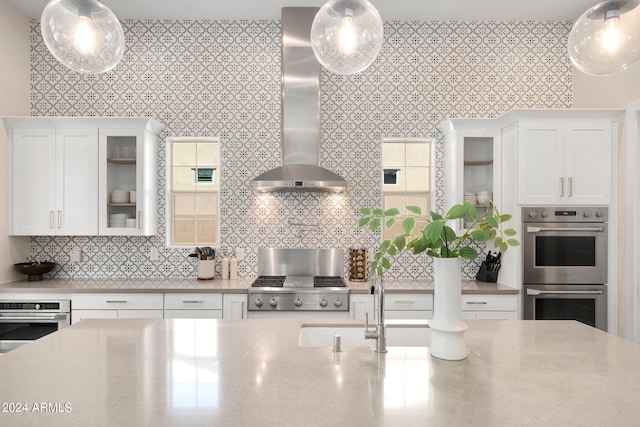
311,0 -> 384,75
41,0 -> 125,74
568,0 -> 640,75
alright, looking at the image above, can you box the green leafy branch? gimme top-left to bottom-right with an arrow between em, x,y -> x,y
358,202 -> 519,277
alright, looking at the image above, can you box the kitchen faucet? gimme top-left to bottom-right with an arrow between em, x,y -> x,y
364,274 -> 387,353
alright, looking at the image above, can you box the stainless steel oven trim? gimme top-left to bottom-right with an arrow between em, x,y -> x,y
523,221 -> 608,284
523,284 -> 607,331
0,300 -> 71,353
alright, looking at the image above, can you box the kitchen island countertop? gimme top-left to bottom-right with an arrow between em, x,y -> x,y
0,277 -> 518,294
0,319 -> 637,426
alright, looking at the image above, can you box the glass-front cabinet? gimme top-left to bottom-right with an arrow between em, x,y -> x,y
98,120 -> 163,236
437,118 -> 500,234
4,117 -> 163,237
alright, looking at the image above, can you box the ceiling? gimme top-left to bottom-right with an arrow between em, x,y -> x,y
7,0 -> 598,21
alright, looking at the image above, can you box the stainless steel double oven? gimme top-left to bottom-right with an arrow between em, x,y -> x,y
522,207 -> 608,331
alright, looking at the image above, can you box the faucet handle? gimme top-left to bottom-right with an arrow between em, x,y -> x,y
365,312 -> 370,330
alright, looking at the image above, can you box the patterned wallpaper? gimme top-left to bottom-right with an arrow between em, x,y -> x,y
28,19 -> 573,279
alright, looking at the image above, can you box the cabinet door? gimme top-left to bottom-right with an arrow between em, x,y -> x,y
518,122 -> 565,204
72,309 -> 118,324
223,294 -> 247,319
99,128 -> 153,236
564,122 -> 612,204
11,128 -> 56,235
56,129 -> 98,235
350,294 -> 375,320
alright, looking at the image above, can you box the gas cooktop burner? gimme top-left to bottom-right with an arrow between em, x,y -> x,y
251,276 -> 285,287
313,276 -> 346,288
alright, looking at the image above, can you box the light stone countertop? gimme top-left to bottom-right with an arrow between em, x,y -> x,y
0,319 -> 637,426
0,277 -> 519,294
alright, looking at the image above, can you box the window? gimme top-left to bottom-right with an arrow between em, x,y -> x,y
382,138 -> 432,240
167,137 -> 220,247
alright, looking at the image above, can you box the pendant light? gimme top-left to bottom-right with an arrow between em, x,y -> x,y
568,0 -> 640,75
310,0 -> 384,75
41,0 -> 125,74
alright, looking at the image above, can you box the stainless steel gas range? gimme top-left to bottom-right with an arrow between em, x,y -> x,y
248,248 -> 349,318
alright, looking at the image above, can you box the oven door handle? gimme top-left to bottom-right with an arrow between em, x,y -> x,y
526,289 -> 604,296
0,314 -> 68,321
527,226 -> 605,233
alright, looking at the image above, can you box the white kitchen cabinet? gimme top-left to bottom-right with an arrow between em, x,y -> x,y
461,294 -> 518,320
3,116 -> 163,236
350,294 -> 375,320
164,293 -> 223,319
223,294 -> 247,319
7,126 -> 98,235
516,120 -> 613,205
380,293 -> 433,320
71,292 -> 164,324
437,119 -> 501,233
99,124 -> 161,236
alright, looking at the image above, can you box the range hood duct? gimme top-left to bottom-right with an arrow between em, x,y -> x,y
251,7 -> 347,193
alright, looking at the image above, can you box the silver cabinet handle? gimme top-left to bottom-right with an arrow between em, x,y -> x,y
106,300 -> 128,303
391,300 -> 415,304
568,177 -> 573,197
465,301 -> 488,305
138,211 -> 142,229
50,211 -> 55,228
181,300 -> 204,304
560,177 -> 564,197
58,210 -> 62,228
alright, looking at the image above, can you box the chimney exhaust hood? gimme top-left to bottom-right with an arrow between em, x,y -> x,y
251,7 -> 347,193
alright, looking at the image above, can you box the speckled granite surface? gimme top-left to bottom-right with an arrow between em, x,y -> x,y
0,319 -> 637,426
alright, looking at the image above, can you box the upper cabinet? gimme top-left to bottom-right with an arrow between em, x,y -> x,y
437,119 -> 501,233
506,111 -> 622,205
4,117 -> 164,236
9,127 -> 98,235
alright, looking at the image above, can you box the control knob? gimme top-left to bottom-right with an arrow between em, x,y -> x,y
35,304 -> 41,310
319,298 -> 328,308
254,298 -> 263,308
269,298 -> 278,308
333,298 -> 343,308
528,211 -> 537,218
541,210 -> 549,218
294,298 -> 303,307
583,210 -> 592,218
595,210 -> 602,218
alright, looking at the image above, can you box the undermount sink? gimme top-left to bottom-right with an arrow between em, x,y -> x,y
298,320 -> 431,348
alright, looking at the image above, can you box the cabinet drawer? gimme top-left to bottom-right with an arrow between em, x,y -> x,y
385,294 -> 433,311
72,293 -> 164,310
462,295 -> 517,311
384,310 -> 433,320
165,310 -> 223,319
72,309 -> 118,324
164,293 -> 222,310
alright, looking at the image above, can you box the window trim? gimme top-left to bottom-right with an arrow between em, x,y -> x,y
166,136 -> 221,249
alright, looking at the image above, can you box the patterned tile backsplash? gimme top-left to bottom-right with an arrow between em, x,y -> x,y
28,19 -> 572,279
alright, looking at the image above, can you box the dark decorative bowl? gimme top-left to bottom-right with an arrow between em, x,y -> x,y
13,262 -> 56,281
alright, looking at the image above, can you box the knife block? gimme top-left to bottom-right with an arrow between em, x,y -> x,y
475,261 -> 499,283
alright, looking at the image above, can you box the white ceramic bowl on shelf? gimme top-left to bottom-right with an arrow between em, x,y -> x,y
111,190 -> 129,203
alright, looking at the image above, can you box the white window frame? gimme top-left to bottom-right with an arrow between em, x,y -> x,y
381,137 -> 435,241
166,136 -> 220,248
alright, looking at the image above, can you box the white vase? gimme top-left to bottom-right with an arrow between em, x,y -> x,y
430,257 -> 468,360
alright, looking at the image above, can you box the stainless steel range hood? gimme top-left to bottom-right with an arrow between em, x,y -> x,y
251,7 -> 347,193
